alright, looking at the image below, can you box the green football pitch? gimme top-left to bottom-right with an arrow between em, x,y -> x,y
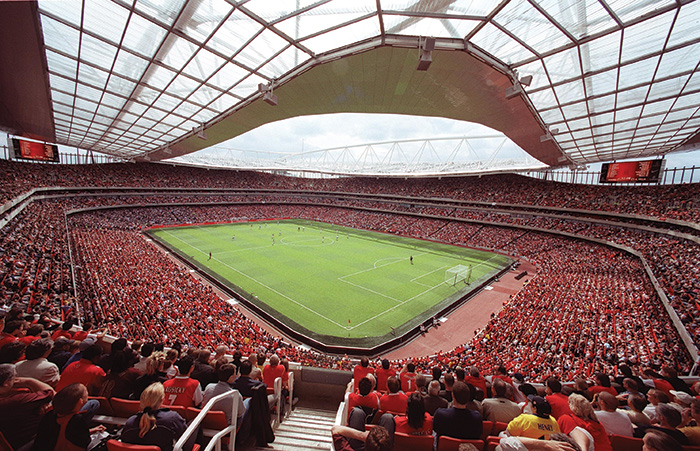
147,219 -> 514,347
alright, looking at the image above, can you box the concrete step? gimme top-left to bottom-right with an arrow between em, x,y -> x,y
253,407 -> 336,451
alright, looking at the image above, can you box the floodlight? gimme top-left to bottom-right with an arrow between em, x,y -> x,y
417,37 -> 436,71
263,91 -> 278,106
519,75 -> 533,87
258,82 -> 278,106
505,84 -> 523,99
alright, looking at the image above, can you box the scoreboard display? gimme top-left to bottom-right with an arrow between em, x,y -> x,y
11,138 -> 60,162
599,159 -> 664,184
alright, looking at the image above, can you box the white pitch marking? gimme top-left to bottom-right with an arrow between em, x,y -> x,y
161,230 -> 347,329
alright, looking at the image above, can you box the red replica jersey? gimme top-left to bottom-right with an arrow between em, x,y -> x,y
375,367 -> 396,393
347,392 -> 379,420
163,377 -> 201,407
353,366 -> 376,390
400,372 -> 417,393
379,392 -> 408,414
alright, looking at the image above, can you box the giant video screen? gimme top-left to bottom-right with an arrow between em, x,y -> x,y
599,159 -> 664,184
11,138 -> 60,162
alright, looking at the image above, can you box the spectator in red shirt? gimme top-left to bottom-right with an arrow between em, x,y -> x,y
0,363 -> 55,450
395,392 -> 433,436
493,364 -> 513,386
347,377 -> 379,421
51,320 -> 74,342
379,376 -> 407,414
643,369 -> 674,397
589,373 -> 618,397
353,357 -> 375,392
19,323 -> 44,345
557,393 -> 612,451
263,354 -> 288,411
0,320 -> 24,350
375,359 -> 395,393
71,321 -> 100,342
546,377 -> 573,419
163,356 -> 203,408
56,343 -> 106,395
465,366 -> 488,400
399,362 -> 417,393
263,354 -> 286,388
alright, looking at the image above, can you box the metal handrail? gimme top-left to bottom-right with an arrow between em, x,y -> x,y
287,371 -> 294,416
174,389 -> 241,451
272,376 -> 282,429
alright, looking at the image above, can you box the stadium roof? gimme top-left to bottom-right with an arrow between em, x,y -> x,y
1,0 -> 699,173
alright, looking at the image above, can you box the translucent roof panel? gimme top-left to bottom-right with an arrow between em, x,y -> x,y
31,0 -> 700,172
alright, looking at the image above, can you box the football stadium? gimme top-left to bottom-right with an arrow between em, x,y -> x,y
0,1 -> 699,450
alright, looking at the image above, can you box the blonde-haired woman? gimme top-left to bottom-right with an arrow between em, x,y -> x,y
132,351 -> 168,400
557,393 -> 612,451
121,382 -> 192,451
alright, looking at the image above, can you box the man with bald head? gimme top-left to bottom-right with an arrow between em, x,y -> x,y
594,391 -> 634,437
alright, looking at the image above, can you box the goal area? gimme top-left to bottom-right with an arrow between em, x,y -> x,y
445,264 -> 471,286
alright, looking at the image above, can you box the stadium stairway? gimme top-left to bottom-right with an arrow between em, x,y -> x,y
253,407 -> 336,451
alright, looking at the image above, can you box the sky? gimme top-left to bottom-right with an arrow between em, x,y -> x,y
202,113 -> 504,156
186,112 -> 538,174
189,112 -> 700,173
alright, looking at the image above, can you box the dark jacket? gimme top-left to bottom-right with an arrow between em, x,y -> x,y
121,408 -> 189,451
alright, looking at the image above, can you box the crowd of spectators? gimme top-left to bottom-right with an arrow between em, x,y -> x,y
336,364 -> 700,451
1,160 -> 699,221
1,160 -> 698,384
0,322 -> 292,450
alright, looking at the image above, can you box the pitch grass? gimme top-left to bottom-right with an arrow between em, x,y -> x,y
148,219 -> 514,347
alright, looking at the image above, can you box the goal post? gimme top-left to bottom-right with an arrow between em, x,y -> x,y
445,264 -> 471,286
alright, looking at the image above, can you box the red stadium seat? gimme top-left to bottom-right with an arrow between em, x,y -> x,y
485,436 -> 501,451
185,407 -> 229,431
110,398 -> 141,418
106,440 -> 160,451
89,396 -> 114,416
609,434 -> 643,451
392,432 -> 434,451
480,420 -> 493,440
491,422 -> 508,436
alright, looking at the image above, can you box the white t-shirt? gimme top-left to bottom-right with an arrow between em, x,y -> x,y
596,409 -> 635,437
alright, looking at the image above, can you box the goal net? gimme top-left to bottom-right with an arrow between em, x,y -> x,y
445,265 -> 471,286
